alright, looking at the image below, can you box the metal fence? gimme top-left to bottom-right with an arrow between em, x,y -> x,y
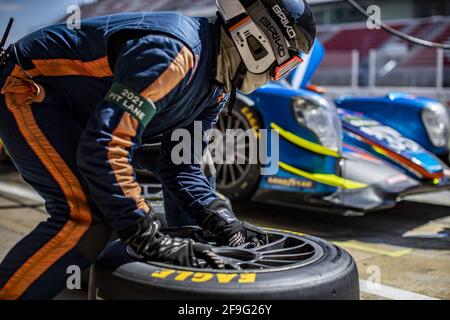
311,47 -> 450,110
312,48 -> 449,89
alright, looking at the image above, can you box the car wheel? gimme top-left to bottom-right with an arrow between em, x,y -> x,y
89,228 -> 360,300
214,103 -> 262,201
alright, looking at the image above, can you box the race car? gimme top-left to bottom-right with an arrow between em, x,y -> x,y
213,41 -> 450,216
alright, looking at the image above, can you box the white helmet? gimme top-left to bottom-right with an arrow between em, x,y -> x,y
217,0 -> 316,80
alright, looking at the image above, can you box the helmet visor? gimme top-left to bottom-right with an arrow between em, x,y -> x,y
273,52 -> 303,80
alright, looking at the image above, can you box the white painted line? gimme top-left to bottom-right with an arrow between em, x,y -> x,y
359,280 -> 440,300
0,181 -> 44,203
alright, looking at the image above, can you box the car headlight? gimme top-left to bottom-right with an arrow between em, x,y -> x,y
422,102 -> 450,148
292,95 -> 342,153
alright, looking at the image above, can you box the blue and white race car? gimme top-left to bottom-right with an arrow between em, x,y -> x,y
214,41 -> 450,215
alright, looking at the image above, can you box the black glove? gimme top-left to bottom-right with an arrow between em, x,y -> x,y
118,212 -> 225,269
197,199 -> 269,248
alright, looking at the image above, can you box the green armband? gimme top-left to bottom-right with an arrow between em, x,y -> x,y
105,82 -> 156,127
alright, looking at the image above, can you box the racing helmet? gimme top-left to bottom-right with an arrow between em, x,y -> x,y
217,0 -> 316,80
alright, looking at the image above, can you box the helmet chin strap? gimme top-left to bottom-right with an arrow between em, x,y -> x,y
227,61 -> 247,118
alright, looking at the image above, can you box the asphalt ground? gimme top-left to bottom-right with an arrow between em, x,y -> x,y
0,162 -> 449,300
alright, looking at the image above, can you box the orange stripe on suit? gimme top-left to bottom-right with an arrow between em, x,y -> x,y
6,57 -> 113,79
107,113 -> 150,212
0,70 -> 92,300
141,46 -> 194,102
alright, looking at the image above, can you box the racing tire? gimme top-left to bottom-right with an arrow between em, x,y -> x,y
89,229 -> 359,300
214,102 -> 262,201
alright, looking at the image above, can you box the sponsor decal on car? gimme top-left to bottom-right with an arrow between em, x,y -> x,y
267,176 -> 314,189
342,113 -> 420,153
343,117 -> 379,128
359,126 -> 420,153
151,269 -> 257,284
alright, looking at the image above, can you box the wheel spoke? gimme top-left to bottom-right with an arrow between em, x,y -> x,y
222,164 -> 228,184
254,236 -> 288,252
229,164 -> 237,182
256,259 -> 295,267
236,164 -> 245,175
234,119 -> 242,130
227,115 -> 233,130
236,152 -> 248,164
262,252 -> 314,260
143,230 -> 323,272
236,144 -> 247,156
237,262 -> 270,269
237,132 -> 248,144
262,243 -> 309,255
218,114 -> 226,131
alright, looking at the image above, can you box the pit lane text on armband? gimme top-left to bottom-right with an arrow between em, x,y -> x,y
105,82 -> 156,127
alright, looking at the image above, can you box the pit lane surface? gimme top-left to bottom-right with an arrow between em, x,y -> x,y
0,162 -> 449,300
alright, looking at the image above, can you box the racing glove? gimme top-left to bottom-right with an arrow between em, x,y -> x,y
118,211 -> 225,269
197,199 -> 269,248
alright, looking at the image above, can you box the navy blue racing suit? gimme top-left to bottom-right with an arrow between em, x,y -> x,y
0,12 -> 227,299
